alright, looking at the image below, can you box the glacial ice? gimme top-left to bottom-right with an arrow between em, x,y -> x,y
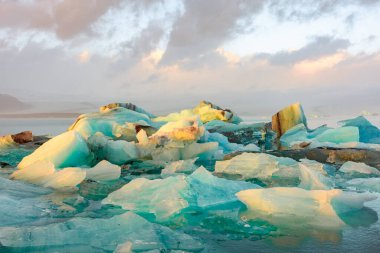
298,163 -> 333,190
86,160 -> 121,181
215,153 -> 299,182
103,167 -> 260,221
346,178 -> 380,193
187,166 -> 260,208
161,158 -> 198,177
4,101 -> 380,252
43,167 -> 86,190
0,212 -> 203,252
339,116 -> 380,144
280,124 -> 360,148
102,176 -> 189,221
153,101 -> 242,124
10,160 -> 55,185
271,103 -> 308,137
339,161 -> 380,176
236,187 -> 376,229
18,131 -> 91,169
69,107 -> 158,140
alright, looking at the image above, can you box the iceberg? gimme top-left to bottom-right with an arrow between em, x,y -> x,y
339,116 -> 380,144
339,161 -> 380,176
0,212 -> 203,252
187,166 -> 260,208
236,187 -> 376,229
43,167 -> 86,190
154,100 -> 242,124
103,167 -> 260,221
18,131 -> 91,169
346,178 -> 380,192
102,176 -> 189,221
86,160 -> 121,181
10,160 -> 55,185
69,107 -> 158,140
215,152 -> 299,182
271,103 -> 308,137
161,158 -> 198,177
298,163 -> 332,190
152,117 -> 205,142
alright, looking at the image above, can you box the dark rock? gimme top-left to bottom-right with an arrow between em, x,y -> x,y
11,131 -> 33,144
225,148 -> 380,168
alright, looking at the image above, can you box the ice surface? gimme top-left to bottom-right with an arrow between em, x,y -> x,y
86,160 -> 121,181
346,178 -> 380,192
152,117 -> 205,141
153,101 -> 241,124
161,158 -> 198,177
272,103 -> 308,137
215,152 -> 299,182
339,161 -> 380,176
18,131 -> 91,169
280,124 -> 360,148
0,212 -> 203,252
102,176 -> 189,221
237,187 -> 376,229
10,160 -> 55,185
43,167 -> 86,190
339,116 -> 380,144
298,163 -> 333,190
187,166 -> 260,208
69,107 -> 158,140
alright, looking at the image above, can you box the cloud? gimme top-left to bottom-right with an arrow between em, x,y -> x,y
0,0 -> 122,39
160,0 -> 264,65
259,36 -> 350,66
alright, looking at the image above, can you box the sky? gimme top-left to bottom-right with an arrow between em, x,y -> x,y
0,0 -> 380,116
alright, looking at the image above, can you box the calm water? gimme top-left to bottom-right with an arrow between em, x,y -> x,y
0,118 -> 75,136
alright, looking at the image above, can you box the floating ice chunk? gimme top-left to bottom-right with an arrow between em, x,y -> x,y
346,178 -> 380,192
0,212 -> 203,252
43,167 -> 86,190
298,164 -> 332,190
236,187 -> 376,229
136,129 -> 149,144
100,102 -> 156,118
215,152 -> 298,181
181,142 -> 219,160
0,135 -> 16,148
272,103 -> 308,137
161,158 -> 198,177
206,132 -> 259,154
339,116 -> 380,144
87,134 -> 138,165
280,124 -> 360,148
339,161 -> 380,176
86,160 -> 121,181
69,107 -> 157,140
152,117 -> 205,141
10,160 -> 55,185
18,131 -> 91,169
188,166 -> 260,208
314,127 -> 359,144
105,140 -> 139,165
102,176 -> 189,221
154,101 -> 241,124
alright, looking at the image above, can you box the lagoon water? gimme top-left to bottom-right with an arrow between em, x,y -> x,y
1,114 -> 380,252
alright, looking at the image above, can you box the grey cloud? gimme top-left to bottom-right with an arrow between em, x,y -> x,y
160,0 -> 264,65
258,36 -> 350,66
0,0 -> 122,39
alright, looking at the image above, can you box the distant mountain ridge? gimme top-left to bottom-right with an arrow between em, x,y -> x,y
0,94 -> 28,112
